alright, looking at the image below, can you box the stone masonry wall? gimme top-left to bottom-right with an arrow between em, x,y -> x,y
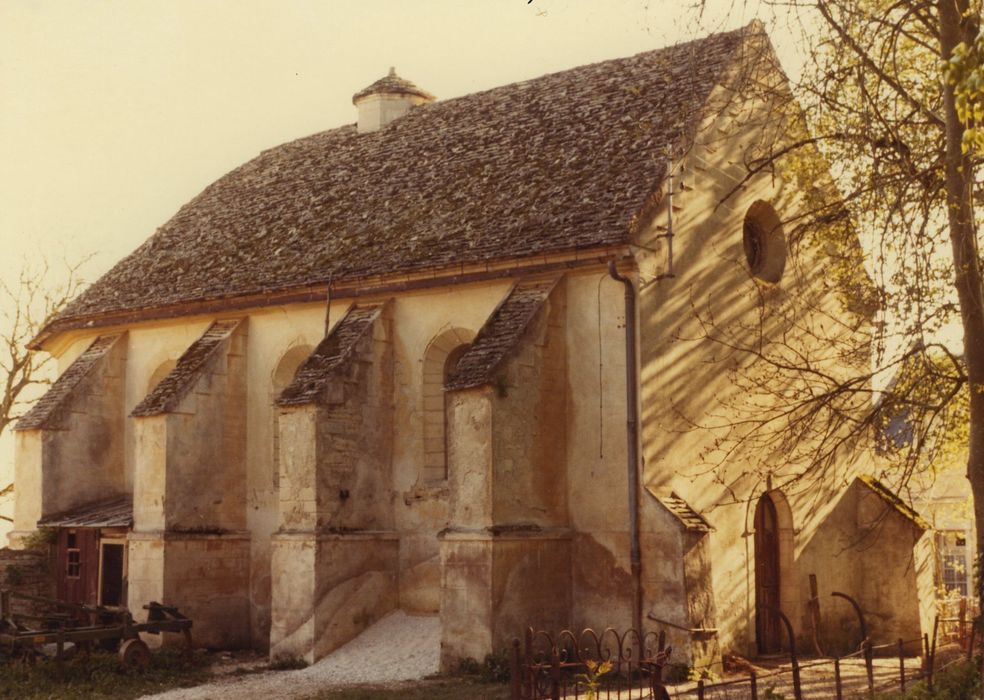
270,307 -> 397,663
0,547 -> 55,617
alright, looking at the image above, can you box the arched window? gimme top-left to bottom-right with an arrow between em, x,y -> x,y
422,328 -> 474,483
742,201 -> 787,284
147,360 -> 177,395
271,345 -> 314,489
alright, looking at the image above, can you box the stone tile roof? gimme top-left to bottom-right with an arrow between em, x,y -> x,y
857,475 -> 929,530
131,319 -> 242,417
352,68 -> 435,103
276,304 -> 383,407
646,487 -> 714,533
53,25 -> 754,330
445,276 -> 559,391
15,334 -> 123,431
38,497 -> 133,528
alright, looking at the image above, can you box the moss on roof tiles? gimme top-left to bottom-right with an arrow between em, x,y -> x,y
857,474 -> 930,530
55,25 -> 751,328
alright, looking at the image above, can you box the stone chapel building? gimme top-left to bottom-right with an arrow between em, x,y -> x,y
11,23 -> 933,668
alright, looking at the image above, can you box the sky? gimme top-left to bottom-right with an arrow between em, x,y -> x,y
0,0 -> 792,531
0,0 -> 772,282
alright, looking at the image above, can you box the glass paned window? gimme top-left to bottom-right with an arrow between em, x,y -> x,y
66,549 -> 81,579
938,530 -> 970,597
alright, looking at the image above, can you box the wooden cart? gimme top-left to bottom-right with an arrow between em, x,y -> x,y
0,589 -> 193,668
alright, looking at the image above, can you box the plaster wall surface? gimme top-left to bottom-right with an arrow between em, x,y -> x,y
356,93 -> 431,133
12,432 -> 43,535
633,73 -> 899,659
242,303 -> 328,646
637,497 -> 694,661
133,417 -> 166,531
797,482 -> 929,653
389,283 -> 509,612
564,271 -> 634,633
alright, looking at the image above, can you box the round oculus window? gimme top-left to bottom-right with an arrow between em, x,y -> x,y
742,201 -> 786,283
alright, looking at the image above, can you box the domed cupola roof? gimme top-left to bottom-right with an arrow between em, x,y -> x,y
352,67 -> 435,104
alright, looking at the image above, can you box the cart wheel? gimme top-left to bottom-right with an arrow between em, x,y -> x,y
118,639 -> 151,670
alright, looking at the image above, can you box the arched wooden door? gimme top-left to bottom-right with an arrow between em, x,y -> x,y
754,494 -> 782,653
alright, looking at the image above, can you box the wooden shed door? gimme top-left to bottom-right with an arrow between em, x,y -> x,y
57,529 -> 99,607
754,495 -> 782,654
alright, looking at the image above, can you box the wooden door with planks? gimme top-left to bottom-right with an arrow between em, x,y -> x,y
754,495 -> 782,654
56,528 -> 99,608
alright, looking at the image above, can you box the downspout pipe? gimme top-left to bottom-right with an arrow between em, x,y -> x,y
608,260 -> 643,640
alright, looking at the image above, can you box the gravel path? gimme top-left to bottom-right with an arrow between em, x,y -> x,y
141,611 -> 440,700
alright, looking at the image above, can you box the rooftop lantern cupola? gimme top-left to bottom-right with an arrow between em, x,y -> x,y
352,67 -> 435,134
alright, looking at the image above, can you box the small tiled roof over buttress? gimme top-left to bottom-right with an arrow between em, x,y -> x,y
646,487 -> 714,533
276,304 -> 384,407
445,277 -> 559,391
131,319 -> 242,417
47,24 -> 759,335
15,334 -> 123,431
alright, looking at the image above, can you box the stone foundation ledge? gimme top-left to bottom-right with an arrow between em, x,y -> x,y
271,530 -> 399,542
128,530 -> 251,542
438,526 -> 573,542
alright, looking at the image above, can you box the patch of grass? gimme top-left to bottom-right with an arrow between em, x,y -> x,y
307,678 -> 510,700
269,654 -> 309,671
876,658 -> 979,699
448,651 -> 511,684
0,647 -> 211,699
21,526 -> 57,550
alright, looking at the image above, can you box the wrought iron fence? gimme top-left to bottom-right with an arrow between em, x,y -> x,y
509,627 -> 673,699
511,591 -> 949,699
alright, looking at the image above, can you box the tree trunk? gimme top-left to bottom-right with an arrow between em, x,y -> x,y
939,0 -> 984,623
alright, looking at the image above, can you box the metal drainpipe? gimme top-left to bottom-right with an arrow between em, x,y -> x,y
607,260 -> 643,639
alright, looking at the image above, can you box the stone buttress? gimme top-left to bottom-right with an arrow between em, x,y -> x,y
269,303 -> 397,663
129,319 -> 251,648
440,276 -> 571,668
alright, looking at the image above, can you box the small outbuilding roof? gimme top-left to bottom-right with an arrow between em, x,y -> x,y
646,487 -> 714,533
46,24 -> 758,336
38,497 -> 133,529
857,474 -> 929,530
